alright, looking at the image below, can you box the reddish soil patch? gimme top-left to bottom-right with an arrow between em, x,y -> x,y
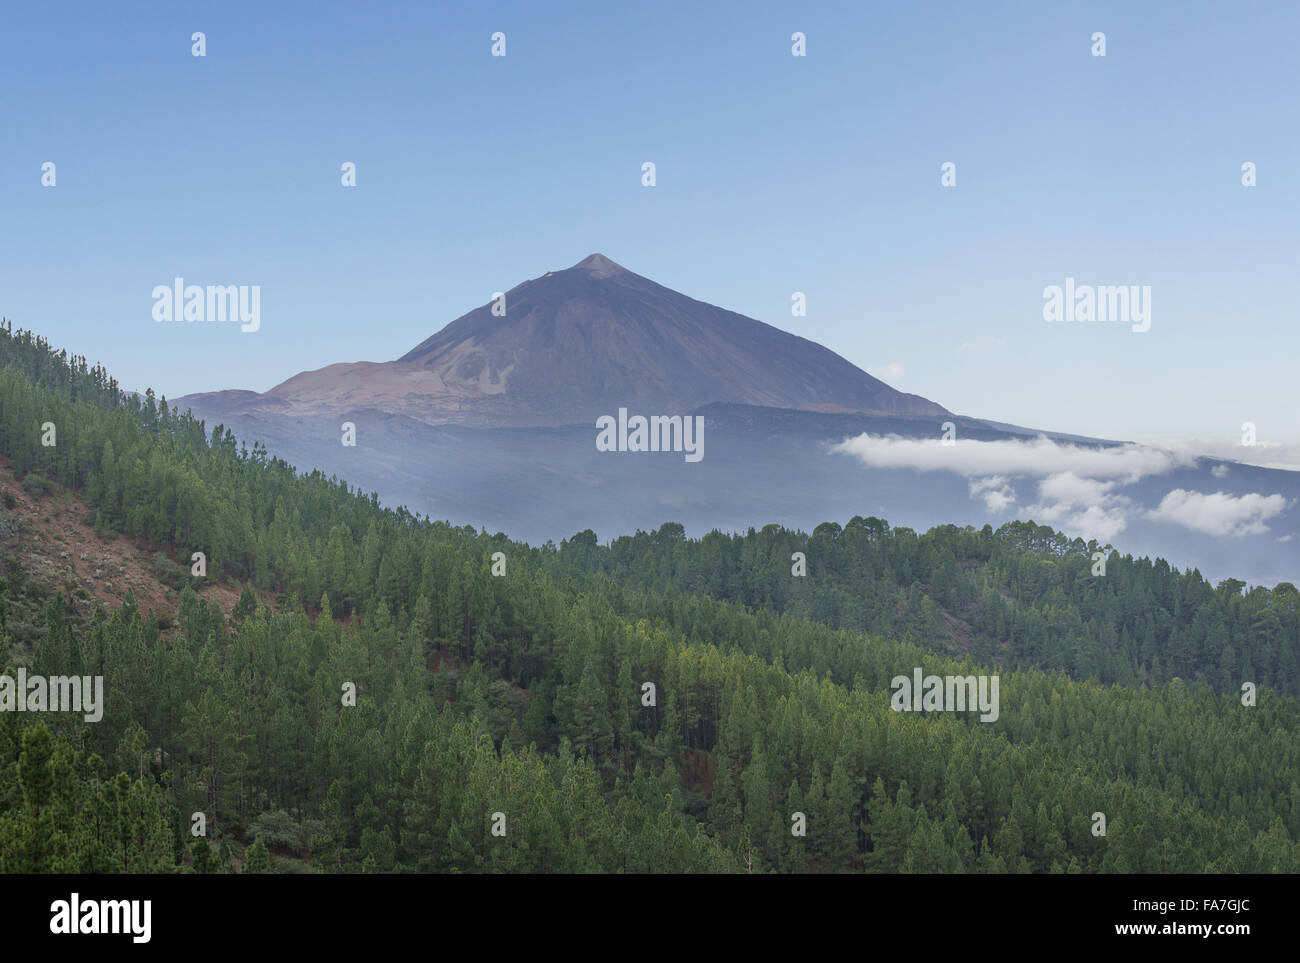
0,453 -> 262,621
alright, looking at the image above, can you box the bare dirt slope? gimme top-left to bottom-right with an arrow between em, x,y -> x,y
0,454 -> 261,643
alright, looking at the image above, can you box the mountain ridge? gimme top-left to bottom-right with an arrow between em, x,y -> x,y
179,253 -> 950,428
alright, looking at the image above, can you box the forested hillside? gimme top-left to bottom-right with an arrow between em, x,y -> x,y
2,323 -> 1298,873
548,520 -> 1300,697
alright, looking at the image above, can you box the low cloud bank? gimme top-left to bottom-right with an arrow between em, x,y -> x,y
1148,489 -> 1289,536
831,434 -> 1290,542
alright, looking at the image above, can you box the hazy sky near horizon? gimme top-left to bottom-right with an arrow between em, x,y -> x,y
2,1 -> 1297,448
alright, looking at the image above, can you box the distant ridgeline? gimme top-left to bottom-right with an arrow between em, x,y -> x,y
1,322 -> 1297,874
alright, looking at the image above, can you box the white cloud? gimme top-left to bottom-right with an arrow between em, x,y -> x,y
830,434 -> 1296,542
1035,471 -> 1119,507
1147,489 -> 1290,537
1063,504 -> 1130,542
1211,464 -> 1230,478
1135,435 -> 1300,473
830,434 -> 1191,482
828,434 -> 1199,543
1025,472 -> 1133,541
866,361 -> 905,381
969,475 -> 1016,512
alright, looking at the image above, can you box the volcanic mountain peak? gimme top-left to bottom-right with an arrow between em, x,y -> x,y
180,254 -> 951,428
571,252 -> 628,278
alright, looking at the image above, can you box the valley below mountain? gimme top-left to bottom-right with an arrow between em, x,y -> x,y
177,255 -> 1300,587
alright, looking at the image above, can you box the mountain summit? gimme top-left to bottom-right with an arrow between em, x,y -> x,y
571,252 -> 628,278
181,254 -> 949,427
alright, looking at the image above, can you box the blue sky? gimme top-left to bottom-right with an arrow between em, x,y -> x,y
2,0 -> 1296,448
